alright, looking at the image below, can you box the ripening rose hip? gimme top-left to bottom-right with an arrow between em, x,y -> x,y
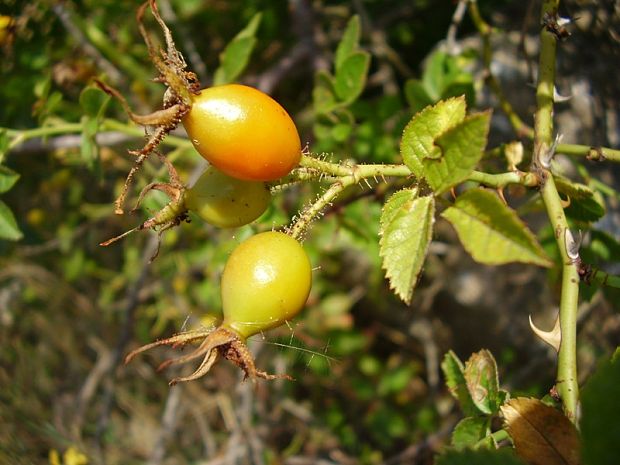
182,84 -> 302,181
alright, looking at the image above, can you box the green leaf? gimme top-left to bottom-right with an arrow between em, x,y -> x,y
0,200 -> 23,241
421,50 -> 449,100
335,15 -> 361,73
554,175 -> 596,200
313,70 -> 338,114
436,448 -> 526,465
81,116 -> 101,175
404,79 -> 433,113
441,189 -> 553,267
464,350 -> 503,415
334,51 -> 370,104
213,13 -> 262,85
0,165 -> 20,193
441,351 -> 480,416
79,86 -> 110,120
423,111 -> 490,193
581,356 -> 620,465
564,192 -> 606,223
400,96 -> 466,178
452,416 -> 490,450
379,189 -> 434,304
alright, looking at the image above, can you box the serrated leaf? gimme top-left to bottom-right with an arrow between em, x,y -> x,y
441,351 -> 480,416
422,111 -> 490,193
0,165 -> 20,193
554,176 -> 596,200
464,350 -> 503,415
501,397 -> 580,465
334,51 -> 370,104
581,357 -> 620,465
379,189 -> 434,304
436,448 -> 527,465
0,200 -> 23,241
452,416 -> 490,450
335,15 -> 361,72
442,189 -> 553,267
400,96 -> 466,177
213,13 -> 262,85
564,192 -> 605,223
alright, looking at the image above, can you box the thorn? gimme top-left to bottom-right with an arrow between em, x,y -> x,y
554,86 -> 572,102
497,188 -> 507,205
565,228 -> 582,262
529,313 -> 561,352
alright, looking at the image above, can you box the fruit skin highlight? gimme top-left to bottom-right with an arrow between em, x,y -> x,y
184,166 -> 271,228
220,231 -> 312,339
124,231 -> 312,383
182,84 -> 302,182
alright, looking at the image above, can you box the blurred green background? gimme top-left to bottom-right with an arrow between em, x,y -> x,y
1,1 -> 618,464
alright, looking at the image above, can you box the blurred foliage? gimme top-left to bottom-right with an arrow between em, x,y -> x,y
0,1 -> 619,465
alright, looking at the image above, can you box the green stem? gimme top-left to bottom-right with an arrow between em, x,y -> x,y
1,119 -> 194,153
101,119 -> 193,149
534,0 -> 580,421
468,170 -> 540,188
556,143 -> 620,163
587,268 -> 620,289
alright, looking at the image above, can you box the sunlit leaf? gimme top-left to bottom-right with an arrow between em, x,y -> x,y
464,349 -> 505,415
213,13 -> 262,85
424,111 -> 490,193
401,96 -> 466,178
442,189 -> 553,267
379,188 -> 434,304
501,397 -> 580,465
441,351 -> 480,416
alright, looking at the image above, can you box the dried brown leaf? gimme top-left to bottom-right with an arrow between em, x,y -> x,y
501,397 -> 580,465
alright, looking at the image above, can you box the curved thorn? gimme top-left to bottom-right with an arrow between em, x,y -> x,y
529,314 -> 561,352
